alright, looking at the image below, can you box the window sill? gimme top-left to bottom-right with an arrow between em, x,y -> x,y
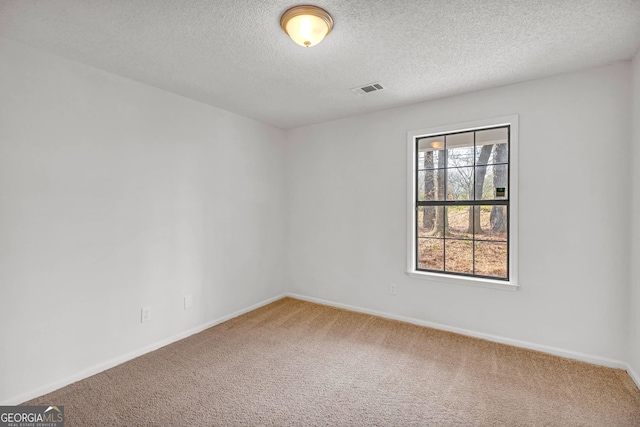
406,270 -> 519,291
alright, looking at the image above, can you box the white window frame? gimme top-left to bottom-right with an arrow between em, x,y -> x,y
406,115 -> 519,291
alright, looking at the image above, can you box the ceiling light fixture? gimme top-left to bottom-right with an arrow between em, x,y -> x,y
280,5 -> 333,47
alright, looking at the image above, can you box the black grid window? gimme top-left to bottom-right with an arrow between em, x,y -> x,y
415,126 -> 510,280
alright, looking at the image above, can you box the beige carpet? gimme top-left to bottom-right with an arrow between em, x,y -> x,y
24,297 -> 640,426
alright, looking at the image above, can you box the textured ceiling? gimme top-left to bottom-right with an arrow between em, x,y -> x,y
1,0 -> 639,129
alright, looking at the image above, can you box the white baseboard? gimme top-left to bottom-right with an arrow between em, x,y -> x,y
3,293 -> 286,406
285,293 -> 629,370
626,364 -> 640,391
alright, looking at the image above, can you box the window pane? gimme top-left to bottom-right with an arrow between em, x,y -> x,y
417,206 -> 444,237
475,164 -> 508,200
475,241 -> 507,278
446,206 -> 473,240
417,169 -> 445,201
468,206 -> 501,240
416,170 -> 429,201
418,137 -> 445,171
476,128 -> 508,166
445,239 -> 473,274
476,205 -> 508,241
418,136 -> 445,151
418,238 -> 444,271
447,167 -> 473,201
446,132 -> 474,168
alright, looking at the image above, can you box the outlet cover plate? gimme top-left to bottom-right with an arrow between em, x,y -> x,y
141,306 -> 151,323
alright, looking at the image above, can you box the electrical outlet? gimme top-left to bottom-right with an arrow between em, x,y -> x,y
184,295 -> 193,310
390,283 -> 397,295
141,306 -> 151,323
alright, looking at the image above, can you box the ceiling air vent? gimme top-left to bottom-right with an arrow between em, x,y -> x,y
350,82 -> 385,95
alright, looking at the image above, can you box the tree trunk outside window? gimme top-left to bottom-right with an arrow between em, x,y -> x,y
433,151 -> 446,236
491,143 -> 508,232
468,144 -> 494,234
422,151 -> 435,230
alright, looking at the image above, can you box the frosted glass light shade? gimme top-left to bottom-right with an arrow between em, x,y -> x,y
281,5 -> 333,47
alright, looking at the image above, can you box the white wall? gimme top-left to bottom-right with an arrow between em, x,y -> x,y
630,50 -> 640,380
0,38 -> 286,404
286,62 -> 632,363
